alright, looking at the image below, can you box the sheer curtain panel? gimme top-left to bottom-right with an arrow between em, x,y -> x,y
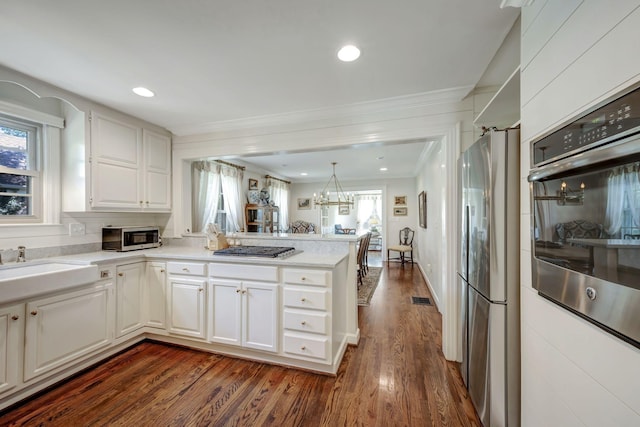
220,165 -> 244,232
192,161 -> 220,232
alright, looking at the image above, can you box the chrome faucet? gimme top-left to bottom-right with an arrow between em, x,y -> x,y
17,246 -> 26,263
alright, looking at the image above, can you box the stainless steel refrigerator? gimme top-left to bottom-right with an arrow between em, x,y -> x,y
458,128 -> 520,427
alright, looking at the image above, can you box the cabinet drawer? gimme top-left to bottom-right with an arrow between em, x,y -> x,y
283,310 -> 329,335
283,288 -> 329,311
283,333 -> 329,361
282,269 -> 330,287
209,263 -> 278,282
167,262 -> 206,276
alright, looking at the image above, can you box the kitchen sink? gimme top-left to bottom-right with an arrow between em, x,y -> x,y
0,261 -> 99,303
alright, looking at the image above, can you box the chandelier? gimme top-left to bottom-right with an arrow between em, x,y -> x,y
313,162 -> 354,207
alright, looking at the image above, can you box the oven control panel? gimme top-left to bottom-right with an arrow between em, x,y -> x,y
533,84 -> 640,166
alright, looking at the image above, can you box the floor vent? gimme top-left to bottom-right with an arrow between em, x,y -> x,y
412,296 -> 432,305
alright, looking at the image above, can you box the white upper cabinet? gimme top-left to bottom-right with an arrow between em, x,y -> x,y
62,110 -> 171,212
142,129 -> 171,210
90,112 -> 143,209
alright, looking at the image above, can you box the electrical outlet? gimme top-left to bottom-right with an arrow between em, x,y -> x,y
69,223 -> 86,236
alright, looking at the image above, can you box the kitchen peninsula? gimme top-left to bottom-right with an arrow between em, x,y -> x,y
0,232 -> 361,411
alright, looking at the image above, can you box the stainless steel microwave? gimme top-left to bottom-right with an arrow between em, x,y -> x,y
102,226 -> 160,251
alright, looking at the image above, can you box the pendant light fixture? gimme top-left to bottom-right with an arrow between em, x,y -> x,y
313,162 -> 354,207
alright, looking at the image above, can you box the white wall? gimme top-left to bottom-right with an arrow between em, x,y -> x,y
414,140 -> 445,309
520,1 -> 640,425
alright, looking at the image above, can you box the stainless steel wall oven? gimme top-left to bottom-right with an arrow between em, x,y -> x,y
528,83 -> 640,348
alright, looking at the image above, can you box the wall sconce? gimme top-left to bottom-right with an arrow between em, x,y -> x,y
534,181 -> 585,205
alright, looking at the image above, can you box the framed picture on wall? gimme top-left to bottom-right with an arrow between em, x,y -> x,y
394,195 -> 407,206
419,191 -> 427,228
297,198 -> 311,209
393,207 -> 408,216
248,178 -> 259,190
338,204 -> 350,215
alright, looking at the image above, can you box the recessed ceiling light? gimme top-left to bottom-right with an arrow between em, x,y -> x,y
132,87 -> 155,97
300,172 -> 308,176
337,45 -> 361,62
380,167 -> 388,171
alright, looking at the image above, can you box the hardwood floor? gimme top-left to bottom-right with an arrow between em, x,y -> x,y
0,261 -> 480,427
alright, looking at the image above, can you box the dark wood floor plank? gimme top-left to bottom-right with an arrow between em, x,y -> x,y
0,256 -> 481,427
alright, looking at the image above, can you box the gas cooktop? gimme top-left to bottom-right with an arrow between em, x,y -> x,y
212,246 -> 298,258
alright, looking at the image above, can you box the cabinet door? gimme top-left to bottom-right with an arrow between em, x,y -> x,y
0,304 -> 24,396
243,281 -> 278,353
24,283 -> 113,381
167,277 -> 206,339
145,262 -> 166,329
116,263 -> 145,337
90,111 -> 142,209
209,280 -> 242,346
142,129 -> 171,211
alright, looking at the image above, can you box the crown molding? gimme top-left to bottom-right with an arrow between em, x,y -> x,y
169,85 -> 474,137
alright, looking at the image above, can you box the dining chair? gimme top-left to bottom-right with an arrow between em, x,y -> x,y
387,227 -> 414,265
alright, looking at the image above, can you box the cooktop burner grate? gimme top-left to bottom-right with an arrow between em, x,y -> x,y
212,246 -> 297,258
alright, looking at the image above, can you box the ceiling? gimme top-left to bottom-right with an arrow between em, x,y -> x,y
0,0 -> 519,180
231,139 -> 433,183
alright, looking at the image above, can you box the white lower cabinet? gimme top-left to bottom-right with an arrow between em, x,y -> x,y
24,282 -> 114,381
0,304 -> 24,396
167,277 -> 207,339
145,262 -> 166,329
115,262 -> 145,337
281,268 -> 333,364
209,279 -> 278,353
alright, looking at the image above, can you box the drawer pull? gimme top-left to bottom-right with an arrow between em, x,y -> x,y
118,272 -> 124,277
182,268 -> 190,272
301,298 -> 306,302
301,277 -> 306,281
301,346 -> 306,351
11,315 -> 19,321
301,321 -> 307,325
30,310 -> 37,316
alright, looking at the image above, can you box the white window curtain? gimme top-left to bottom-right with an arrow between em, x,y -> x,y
192,161 -> 220,232
627,163 -> 640,227
267,177 -> 289,231
605,166 -> 628,236
533,182 -> 553,241
220,165 -> 244,232
356,194 -> 381,231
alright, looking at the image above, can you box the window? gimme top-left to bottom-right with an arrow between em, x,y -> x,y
213,181 -> 227,233
0,116 -> 41,221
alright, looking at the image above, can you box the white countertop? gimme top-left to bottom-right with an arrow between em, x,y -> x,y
188,231 -> 364,242
51,246 -> 349,269
566,238 -> 640,249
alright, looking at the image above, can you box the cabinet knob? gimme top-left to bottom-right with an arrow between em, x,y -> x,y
139,201 -> 143,205
301,321 -> 306,325
160,269 -> 165,273
301,298 -> 307,302
199,288 -> 203,293
236,289 -> 241,293
242,290 -> 247,295
11,315 -> 19,321
301,346 -> 306,351
30,310 -> 37,316
301,277 -> 306,281
118,272 -> 124,277
182,268 -> 189,272
146,201 -> 150,205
